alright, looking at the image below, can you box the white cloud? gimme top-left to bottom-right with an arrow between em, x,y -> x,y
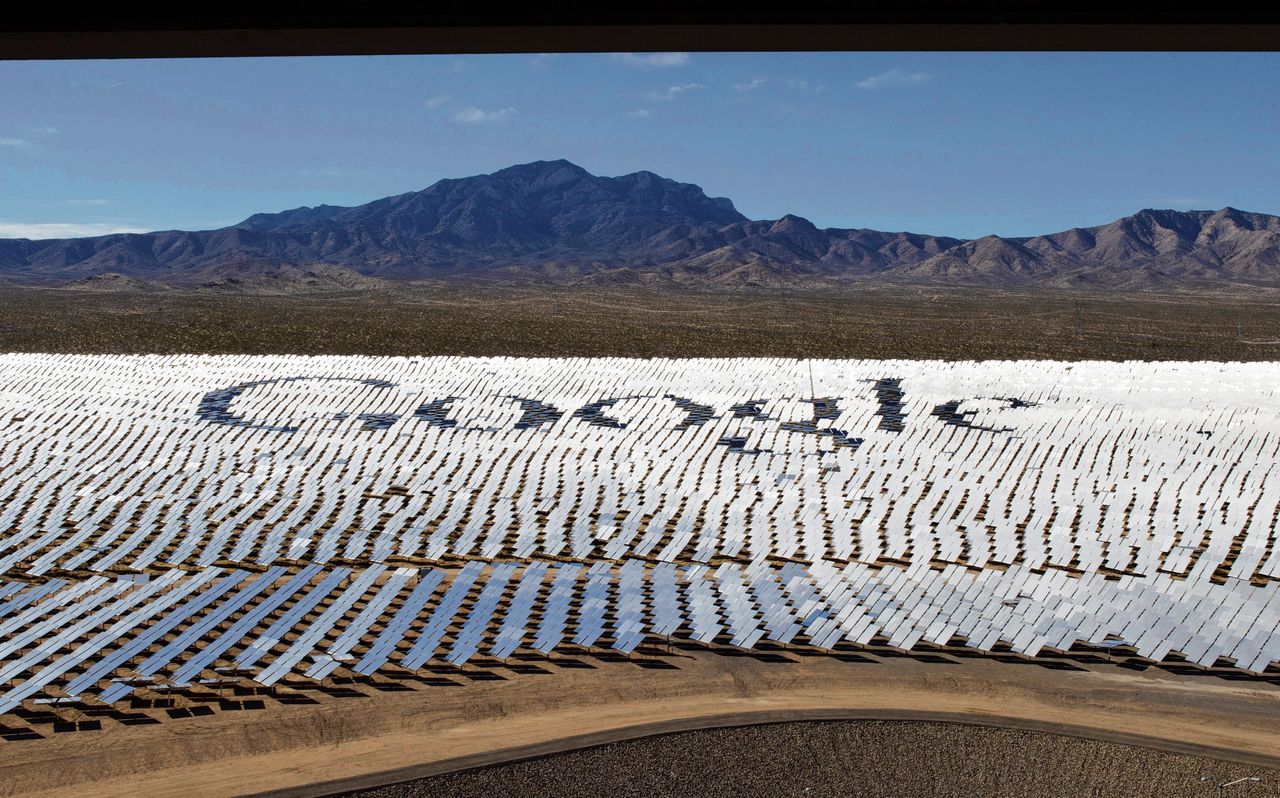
65,198 -> 110,206
529,53 -> 556,69
610,52 -> 691,68
30,126 -> 59,136
626,108 -> 652,118
0,222 -> 149,240
645,83 -> 705,101
856,68 -> 932,90
425,94 -> 451,110
787,79 -> 826,94
733,78 -> 766,92
452,106 -> 518,124
0,138 -> 30,149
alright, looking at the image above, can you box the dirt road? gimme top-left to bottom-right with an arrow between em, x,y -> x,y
2,648 -> 1276,797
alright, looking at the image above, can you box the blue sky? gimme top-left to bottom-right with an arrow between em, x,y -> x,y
1,52 -> 1277,240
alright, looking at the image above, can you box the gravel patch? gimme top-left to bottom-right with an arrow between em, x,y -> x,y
346,720 -> 1280,798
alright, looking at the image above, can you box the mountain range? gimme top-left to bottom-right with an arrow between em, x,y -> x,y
4,159 -> 1280,291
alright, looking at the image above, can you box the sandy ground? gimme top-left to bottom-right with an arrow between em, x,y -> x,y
347,720 -> 1280,798
0,647 -> 1276,798
4,284 -> 1280,360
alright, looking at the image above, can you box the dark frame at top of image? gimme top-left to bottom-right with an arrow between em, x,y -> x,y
2,1 -> 1280,59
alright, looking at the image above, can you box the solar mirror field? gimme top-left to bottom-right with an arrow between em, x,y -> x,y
0,354 -> 1274,723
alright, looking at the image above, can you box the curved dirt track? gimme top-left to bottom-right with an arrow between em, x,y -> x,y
338,719 -> 1280,798
6,647 -> 1278,798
